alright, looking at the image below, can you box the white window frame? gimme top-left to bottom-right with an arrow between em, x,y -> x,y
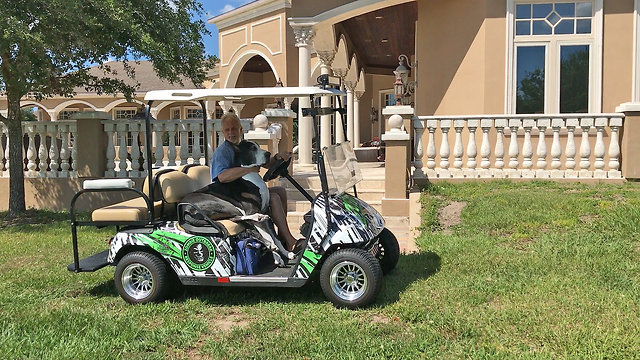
506,0 -> 603,114
185,106 -> 204,119
58,108 -> 79,120
170,106 -> 181,120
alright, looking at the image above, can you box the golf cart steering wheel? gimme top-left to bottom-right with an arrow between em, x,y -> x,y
263,157 -> 292,181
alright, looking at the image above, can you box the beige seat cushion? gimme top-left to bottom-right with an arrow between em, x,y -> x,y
92,169 -> 198,223
217,220 -> 245,236
91,198 -> 163,222
182,165 -> 211,189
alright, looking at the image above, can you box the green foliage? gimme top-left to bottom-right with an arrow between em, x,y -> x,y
0,0 -> 217,216
516,68 -> 545,114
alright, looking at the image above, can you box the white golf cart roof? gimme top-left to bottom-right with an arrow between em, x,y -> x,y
144,86 -> 345,102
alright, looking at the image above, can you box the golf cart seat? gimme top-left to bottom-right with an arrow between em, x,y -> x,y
90,165 -> 211,222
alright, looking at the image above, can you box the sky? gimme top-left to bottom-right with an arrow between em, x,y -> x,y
199,0 -> 255,57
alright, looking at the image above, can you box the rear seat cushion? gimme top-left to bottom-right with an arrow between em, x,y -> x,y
92,169 -> 203,222
91,198 -> 163,222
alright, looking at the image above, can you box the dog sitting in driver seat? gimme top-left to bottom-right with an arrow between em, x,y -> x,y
181,140 -> 293,265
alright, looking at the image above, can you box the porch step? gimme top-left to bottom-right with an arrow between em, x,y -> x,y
286,199 -> 382,213
285,188 -> 385,202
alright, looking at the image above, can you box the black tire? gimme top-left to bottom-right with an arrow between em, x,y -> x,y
114,251 -> 169,304
376,228 -> 400,275
320,248 -> 383,309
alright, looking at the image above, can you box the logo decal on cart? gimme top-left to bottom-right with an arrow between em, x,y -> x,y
182,236 -> 216,271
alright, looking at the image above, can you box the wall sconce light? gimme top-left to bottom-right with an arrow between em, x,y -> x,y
370,106 -> 378,123
393,54 -> 417,105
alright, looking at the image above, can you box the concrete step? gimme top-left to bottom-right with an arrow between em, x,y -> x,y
286,199 -> 382,213
277,176 -> 386,191
285,188 -> 385,202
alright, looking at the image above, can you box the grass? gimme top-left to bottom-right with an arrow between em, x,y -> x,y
1,181 -> 639,359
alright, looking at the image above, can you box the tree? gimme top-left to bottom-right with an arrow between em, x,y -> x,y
0,0 -> 217,217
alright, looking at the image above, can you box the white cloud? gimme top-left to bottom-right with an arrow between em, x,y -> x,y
221,4 -> 235,13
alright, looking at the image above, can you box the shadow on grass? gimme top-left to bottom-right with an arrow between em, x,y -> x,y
87,251 -> 441,308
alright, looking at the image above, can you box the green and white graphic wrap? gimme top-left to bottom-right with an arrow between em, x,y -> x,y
108,222 -> 233,277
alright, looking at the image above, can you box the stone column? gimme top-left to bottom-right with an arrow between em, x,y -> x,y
344,84 -> 355,145
381,114 -> 411,217
616,102 -> 640,179
353,91 -> 363,148
70,111 -> 112,177
318,51 -> 335,149
293,25 -> 315,165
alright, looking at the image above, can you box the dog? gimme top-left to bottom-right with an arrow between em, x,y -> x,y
181,140 -> 293,265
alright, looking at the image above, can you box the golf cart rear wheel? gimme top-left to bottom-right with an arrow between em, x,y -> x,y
320,248 -> 382,309
376,228 -> 400,274
115,251 -> 168,304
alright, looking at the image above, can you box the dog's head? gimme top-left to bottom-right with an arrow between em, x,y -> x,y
234,140 -> 271,167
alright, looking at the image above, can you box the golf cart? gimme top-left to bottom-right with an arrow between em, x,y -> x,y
68,76 -> 400,308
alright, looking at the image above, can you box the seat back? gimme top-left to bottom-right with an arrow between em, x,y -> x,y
181,165 -> 211,190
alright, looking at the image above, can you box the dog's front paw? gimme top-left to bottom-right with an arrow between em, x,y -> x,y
286,251 -> 295,260
272,252 -> 285,267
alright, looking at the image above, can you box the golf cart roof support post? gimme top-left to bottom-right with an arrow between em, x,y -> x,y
309,94 -> 332,228
145,101 -> 155,221
199,100 -> 208,162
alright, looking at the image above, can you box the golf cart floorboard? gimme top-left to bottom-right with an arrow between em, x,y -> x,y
67,250 -> 110,272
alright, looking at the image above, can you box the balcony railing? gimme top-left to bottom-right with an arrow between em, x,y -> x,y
0,121 -> 78,178
412,114 -> 623,180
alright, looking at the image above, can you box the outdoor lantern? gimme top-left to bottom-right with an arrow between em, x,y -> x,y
393,54 -> 417,105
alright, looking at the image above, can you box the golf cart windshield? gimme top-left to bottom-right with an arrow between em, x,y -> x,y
323,141 -> 362,194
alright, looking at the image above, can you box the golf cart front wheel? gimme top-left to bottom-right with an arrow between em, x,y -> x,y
320,249 -> 382,309
115,251 -> 169,304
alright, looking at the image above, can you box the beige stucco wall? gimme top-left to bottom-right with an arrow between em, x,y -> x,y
218,9 -> 293,91
602,1 -> 634,112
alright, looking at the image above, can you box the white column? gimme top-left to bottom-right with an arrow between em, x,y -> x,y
413,119 -> 425,178
494,119 -> 508,178
550,118 -> 564,179
318,51 -> 335,149
344,83 -> 356,146
508,119 -> 521,178
593,117 -> 607,179
536,118 -> 550,179
425,120 -> 438,178
565,118 -> 579,178
439,120 -> 451,178
479,119 -> 492,178
608,116 -> 622,178
293,26 -> 315,165
354,91 -> 363,148
466,119 -> 478,178
579,117 -> 594,178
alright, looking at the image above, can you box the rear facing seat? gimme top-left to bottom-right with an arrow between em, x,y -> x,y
90,165 -> 211,222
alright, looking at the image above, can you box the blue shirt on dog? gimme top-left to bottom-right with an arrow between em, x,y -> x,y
210,140 -> 237,181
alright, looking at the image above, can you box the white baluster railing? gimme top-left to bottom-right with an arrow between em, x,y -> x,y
412,114 -> 624,180
100,118 -> 250,177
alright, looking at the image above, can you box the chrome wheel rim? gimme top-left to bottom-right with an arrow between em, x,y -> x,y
329,260 -> 368,301
121,263 -> 155,300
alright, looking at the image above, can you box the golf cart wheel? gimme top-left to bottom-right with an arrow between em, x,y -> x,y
115,251 -> 169,304
375,228 -> 400,275
320,248 -> 382,309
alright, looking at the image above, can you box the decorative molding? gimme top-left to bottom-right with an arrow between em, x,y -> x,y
250,15 -> 283,55
291,25 -> 315,47
210,0 -> 291,31
220,27 -> 248,67
317,50 -> 336,66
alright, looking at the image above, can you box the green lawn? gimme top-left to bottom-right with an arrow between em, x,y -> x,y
1,181 -> 639,359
